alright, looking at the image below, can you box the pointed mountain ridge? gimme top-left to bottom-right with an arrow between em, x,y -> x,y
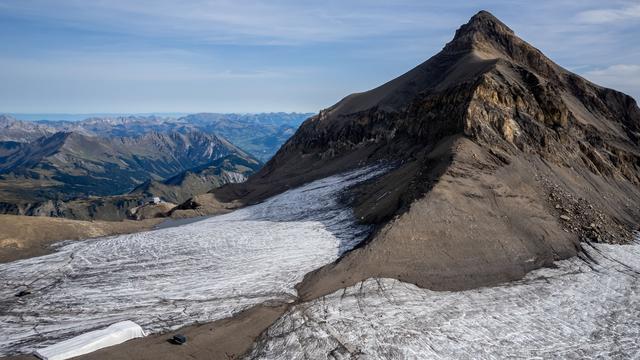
443,10 -> 559,77
445,10 -> 515,52
283,10 -> 639,172
196,11 -> 640,298
317,10 -> 568,120
235,10 -> 640,195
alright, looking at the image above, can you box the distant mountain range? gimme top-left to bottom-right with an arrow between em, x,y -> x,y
178,113 -> 311,162
0,112 -> 310,219
8,113 -> 189,122
1,112 -> 313,162
0,114 -> 52,142
0,130 -> 257,201
130,154 -> 261,204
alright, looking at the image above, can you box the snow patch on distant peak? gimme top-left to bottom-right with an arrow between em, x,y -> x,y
221,170 -> 247,183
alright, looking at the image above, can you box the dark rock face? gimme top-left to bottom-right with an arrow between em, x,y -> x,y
206,11 -> 640,297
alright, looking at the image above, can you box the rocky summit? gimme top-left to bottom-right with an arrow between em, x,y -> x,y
190,10 -> 640,298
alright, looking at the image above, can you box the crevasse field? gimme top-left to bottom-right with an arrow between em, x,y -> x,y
248,239 -> 640,359
0,167 -> 386,355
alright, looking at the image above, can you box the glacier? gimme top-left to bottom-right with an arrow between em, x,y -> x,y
2,164 -> 639,359
248,239 -> 640,359
0,166 -> 386,356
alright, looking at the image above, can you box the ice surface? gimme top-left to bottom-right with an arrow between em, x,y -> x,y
0,166 -> 386,356
249,240 -> 640,359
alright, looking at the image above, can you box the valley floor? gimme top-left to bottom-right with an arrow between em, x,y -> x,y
0,215 -> 161,263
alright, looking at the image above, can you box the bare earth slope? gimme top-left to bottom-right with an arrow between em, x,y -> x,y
185,11 -> 640,298
0,215 -> 160,262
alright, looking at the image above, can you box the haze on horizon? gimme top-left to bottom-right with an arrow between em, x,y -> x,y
0,0 -> 639,114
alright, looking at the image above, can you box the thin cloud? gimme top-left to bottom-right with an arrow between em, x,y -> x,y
576,4 -> 640,24
0,53 -> 291,82
0,0 -> 461,45
0,1 -> 638,112
583,64 -> 640,100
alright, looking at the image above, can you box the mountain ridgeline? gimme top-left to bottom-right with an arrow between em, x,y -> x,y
2,112 -> 312,162
130,154 -> 261,204
0,131 -> 255,199
0,113 -> 310,219
193,11 -> 640,296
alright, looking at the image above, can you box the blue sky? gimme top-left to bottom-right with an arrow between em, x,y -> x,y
0,0 -> 639,114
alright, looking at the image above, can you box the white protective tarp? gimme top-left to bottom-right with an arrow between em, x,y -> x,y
34,320 -> 146,360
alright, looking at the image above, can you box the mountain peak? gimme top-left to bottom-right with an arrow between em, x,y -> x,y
460,10 -> 514,36
445,10 -> 516,55
469,10 -> 508,26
